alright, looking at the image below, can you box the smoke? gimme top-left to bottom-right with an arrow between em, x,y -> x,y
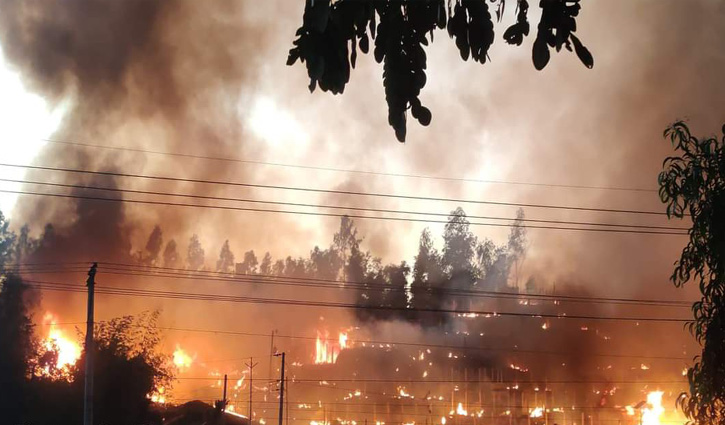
1,0 -> 721,413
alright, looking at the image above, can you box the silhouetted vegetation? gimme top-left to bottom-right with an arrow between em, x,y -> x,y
659,122 -> 725,425
0,212 -> 174,425
288,0 -> 593,141
133,208 -> 526,326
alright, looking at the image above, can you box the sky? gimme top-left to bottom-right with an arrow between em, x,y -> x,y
1,0 -> 723,300
0,47 -> 65,216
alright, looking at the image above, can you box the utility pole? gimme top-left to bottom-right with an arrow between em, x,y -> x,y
274,352 -> 285,425
83,263 -> 97,425
246,357 -> 258,420
223,374 -> 228,412
268,330 -> 277,380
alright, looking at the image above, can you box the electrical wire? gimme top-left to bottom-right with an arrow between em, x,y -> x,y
0,163 -> 673,216
0,177 -> 687,232
23,279 -> 692,323
42,137 -> 658,193
5,261 -> 696,308
0,188 -> 685,236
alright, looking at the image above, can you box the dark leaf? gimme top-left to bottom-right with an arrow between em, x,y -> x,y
286,49 -> 300,66
417,106 -> 432,126
570,34 -> 593,68
306,0 -> 331,33
360,33 -> 369,53
532,37 -> 550,70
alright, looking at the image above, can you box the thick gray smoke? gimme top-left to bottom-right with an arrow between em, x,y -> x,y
0,0 -> 721,411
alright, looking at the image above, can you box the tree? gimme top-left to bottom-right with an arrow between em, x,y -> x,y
136,225 -> 163,266
216,240 -> 235,273
272,259 -> 286,276
507,208 -> 528,289
187,234 -> 205,270
410,228 -> 445,314
0,274 -> 38,423
163,239 -> 179,268
284,256 -> 309,277
236,250 -> 259,275
259,252 -> 273,276
659,121 -> 725,424
288,0 -> 593,142
13,224 -> 36,264
0,211 -> 16,267
333,216 -> 362,279
142,225 -> 164,266
384,261 -> 411,313
70,312 -> 172,425
477,239 -> 511,290
310,246 -> 343,280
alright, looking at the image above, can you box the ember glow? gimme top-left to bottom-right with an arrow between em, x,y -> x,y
42,312 -> 81,371
530,407 -> 544,418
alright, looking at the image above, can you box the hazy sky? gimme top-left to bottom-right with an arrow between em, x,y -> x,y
1,0 -> 723,302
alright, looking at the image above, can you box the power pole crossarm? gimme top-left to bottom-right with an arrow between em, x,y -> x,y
83,262 -> 98,425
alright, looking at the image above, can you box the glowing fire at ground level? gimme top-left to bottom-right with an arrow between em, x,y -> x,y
37,312 -> 81,376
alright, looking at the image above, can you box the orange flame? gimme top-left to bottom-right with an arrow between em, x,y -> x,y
173,345 -> 194,371
149,386 -> 166,404
42,312 -> 81,371
642,391 -> 664,425
315,330 -> 348,364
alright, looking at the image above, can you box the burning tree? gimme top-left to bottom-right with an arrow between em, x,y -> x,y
0,213 -> 174,424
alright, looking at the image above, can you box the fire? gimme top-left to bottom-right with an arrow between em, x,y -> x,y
456,403 -> 468,416
42,312 -> 81,371
315,330 -> 348,364
173,345 -> 194,371
530,407 -> 544,418
642,391 -> 665,425
149,386 -> 166,404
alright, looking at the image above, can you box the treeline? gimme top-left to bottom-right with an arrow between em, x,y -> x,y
133,207 -> 527,325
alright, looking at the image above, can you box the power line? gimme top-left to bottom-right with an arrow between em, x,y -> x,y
0,163 -> 673,216
36,318 -> 691,361
174,376 -> 684,385
18,265 -> 696,308
6,261 -> 695,307
0,189 -> 686,236
42,137 -> 658,193
0,177 -> 688,232
24,279 -> 692,322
